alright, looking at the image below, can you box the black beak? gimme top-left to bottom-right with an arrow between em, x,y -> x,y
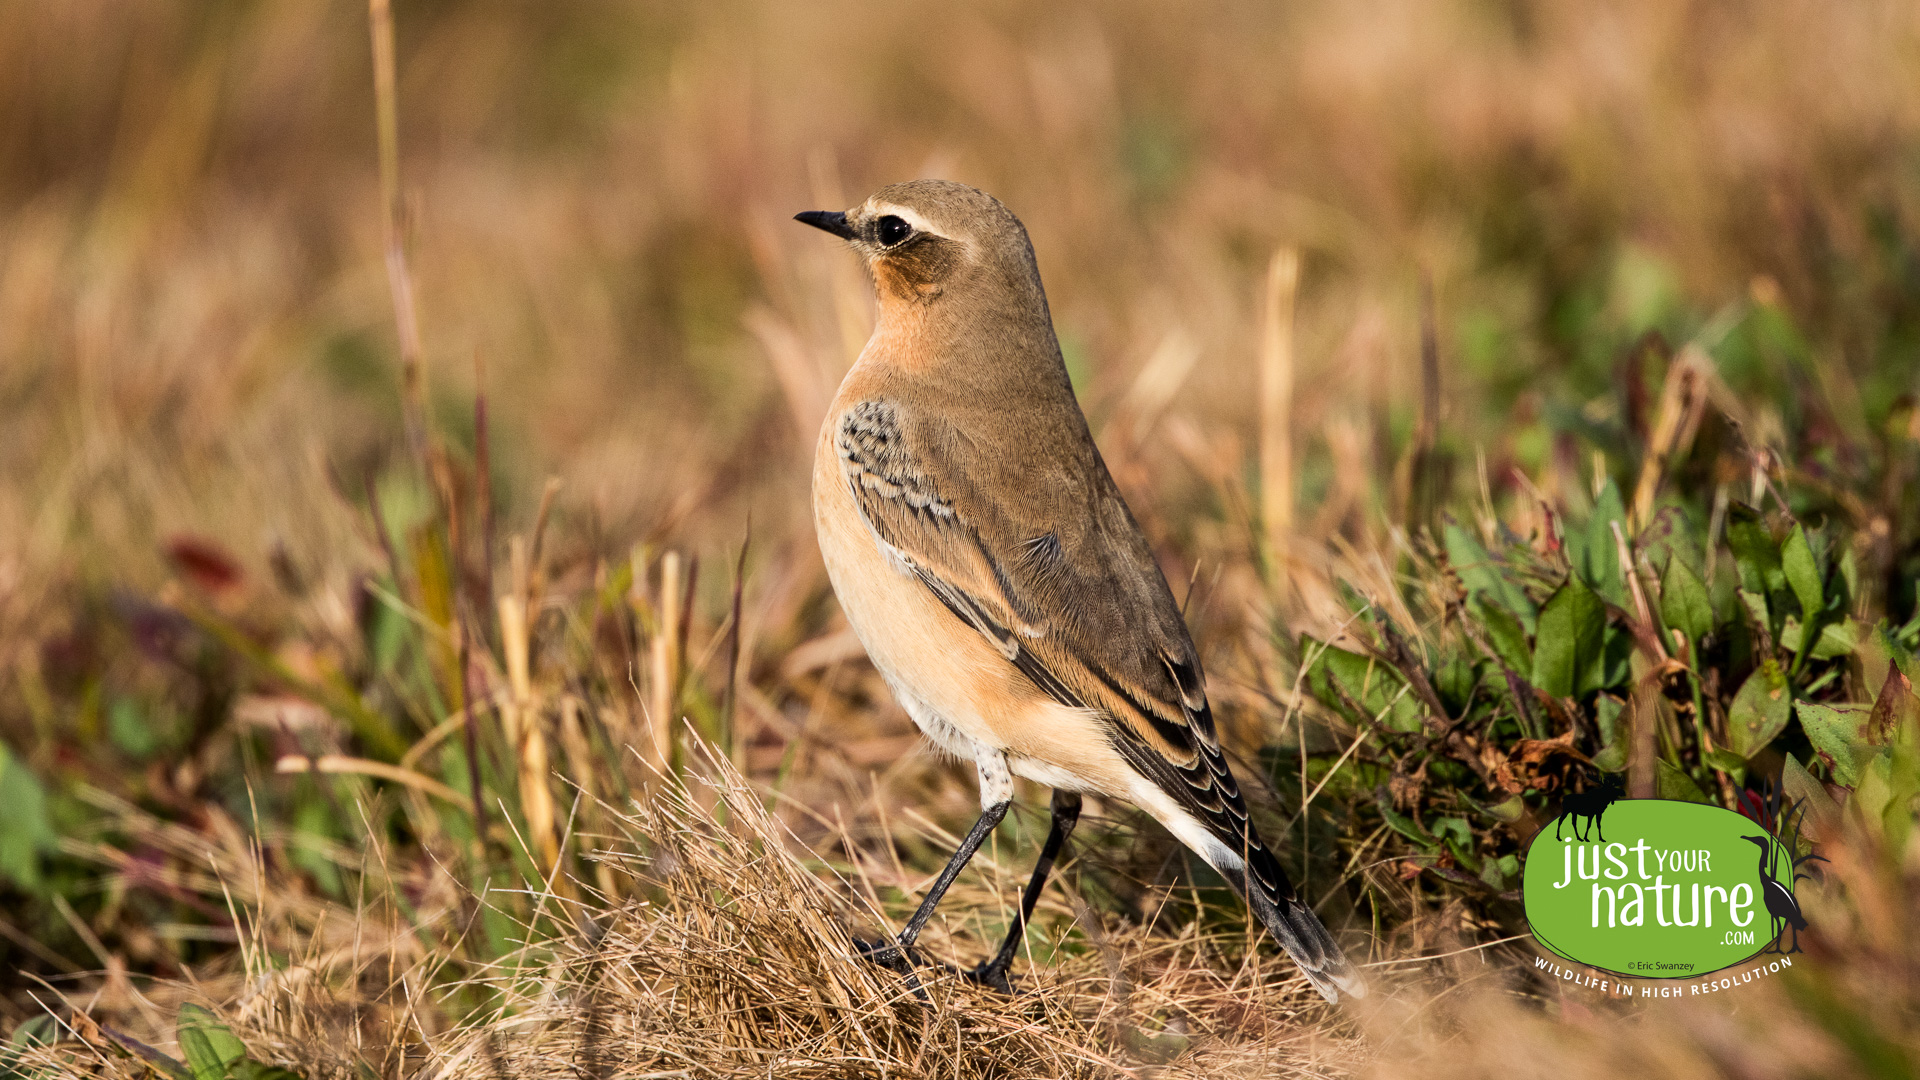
794,210 -> 858,241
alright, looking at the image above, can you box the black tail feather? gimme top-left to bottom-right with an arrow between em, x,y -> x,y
1239,848 -> 1366,1002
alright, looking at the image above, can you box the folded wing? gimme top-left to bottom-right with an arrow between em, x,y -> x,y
835,397 -> 1363,1001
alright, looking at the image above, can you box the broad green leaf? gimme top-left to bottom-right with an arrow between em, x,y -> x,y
1580,480 -> 1631,608
1848,753 -> 1894,838
1444,523 -> 1536,631
1473,597 -> 1532,673
1433,655 -> 1481,717
7,1018 -> 54,1052
1812,619 -> 1860,660
1590,743 -> 1628,772
1590,693 -> 1628,770
1726,661 -> 1793,758
178,1005 -> 246,1080
1479,853 -> 1510,890
1780,618 -> 1863,660
1660,555 -> 1714,652
1600,625 -> 1635,691
1703,748 -> 1749,775
1531,576 -> 1607,698
1724,502 -> 1785,596
1738,589 -> 1771,637
1782,524 -> 1825,622
1471,794 -> 1526,822
1867,663 -> 1920,745
231,1064 -> 305,1080
0,743 -> 55,893
1378,803 -> 1438,850
1780,753 -> 1838,842
2,1015 -> 59,1080
1796,702 -> 1877,787
1656,760 -> 1711,803
1431,816 -> 1474,854
1300,636 -> 1423,733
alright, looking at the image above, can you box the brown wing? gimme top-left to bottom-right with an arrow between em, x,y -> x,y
834,397 -> 1299,907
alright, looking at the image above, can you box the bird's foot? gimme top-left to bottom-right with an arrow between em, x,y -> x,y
959,958 -> 1016,996
852,935 -> 919,974
852,937 -> 933,1001
852,938 -> 1018,996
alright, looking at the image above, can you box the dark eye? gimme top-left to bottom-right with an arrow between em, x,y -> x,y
875,215 -> 912,246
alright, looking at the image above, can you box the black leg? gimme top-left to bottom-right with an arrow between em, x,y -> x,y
966,790 -> 1082,994
861,798 -> 1012,975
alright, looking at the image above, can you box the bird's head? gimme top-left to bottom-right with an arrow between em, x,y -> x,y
795,180 -> 1044,312
1741,834 -> 1770,850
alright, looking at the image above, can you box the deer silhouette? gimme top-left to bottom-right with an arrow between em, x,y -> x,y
1553,773 -> 1625,843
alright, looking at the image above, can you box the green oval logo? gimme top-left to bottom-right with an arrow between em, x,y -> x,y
1522,798 -> 1809,978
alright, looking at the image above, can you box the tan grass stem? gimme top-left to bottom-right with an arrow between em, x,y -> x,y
1259,247 -> 1300,602
650,551 -> 685,778
368,0 -> 427,469
273,754 -> 467,809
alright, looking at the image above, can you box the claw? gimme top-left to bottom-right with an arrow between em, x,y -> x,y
962,960 -> 1015,995
851,937 -> 931,1001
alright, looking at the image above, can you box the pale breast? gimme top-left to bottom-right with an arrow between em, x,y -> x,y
811,396 -> 1138,795
812,402 -> 1009,761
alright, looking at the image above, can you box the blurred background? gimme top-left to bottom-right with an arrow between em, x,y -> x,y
1,0 -> 1918,1074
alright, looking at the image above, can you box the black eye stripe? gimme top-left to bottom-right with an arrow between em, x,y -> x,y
875,215 -> 912,247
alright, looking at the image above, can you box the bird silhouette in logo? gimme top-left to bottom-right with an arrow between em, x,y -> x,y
1740,834 -> 1809,954
1735,785 -> 1827,955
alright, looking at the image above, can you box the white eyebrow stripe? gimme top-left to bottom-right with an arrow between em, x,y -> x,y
865,203 -> 946,240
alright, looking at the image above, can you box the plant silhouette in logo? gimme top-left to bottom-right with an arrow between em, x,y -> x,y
1552,772 -> 1624,842
1736,782 -> 1827,954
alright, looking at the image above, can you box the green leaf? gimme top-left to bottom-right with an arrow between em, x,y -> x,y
231,1064 -> 305,1080
0,743 -> 55,893
178,1006 -> 246,1080
1659,555 -> 1715,652
1738,589 -> 1772,637
1580,480 -> 1631,608
1656,760 -> 1711,803
1433,655 -> 1481,717
0,1015 -> 58,1080
1796,702 -> 1878,787
1300,636 -> 1423,733
1377,802 -> 1437,849
1781,617 -> 1864,661
1703,748 -> 1749,775
1813,619 -> 1861,660
1726,661 -> 1793,758
1724,502 -> 1785,597
1782,524 -> 1826,622
1590,743 -> 1628,772
1531,576 -> 1607,698
1839,546 -> 1860,609
1780,753 -> 1838,839
1473,597 -> 1533,673
1444,522 -> 1536,631
7,1018 -> 55,1053
1470,794 -> 1526,823
1431,816 -> 1474,853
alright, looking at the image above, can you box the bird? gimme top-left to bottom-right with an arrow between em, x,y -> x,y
1740,834 -> 1808,954
795,179 -> 1365,1002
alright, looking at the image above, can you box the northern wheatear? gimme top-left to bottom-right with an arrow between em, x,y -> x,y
797,180 -> 1364,1002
